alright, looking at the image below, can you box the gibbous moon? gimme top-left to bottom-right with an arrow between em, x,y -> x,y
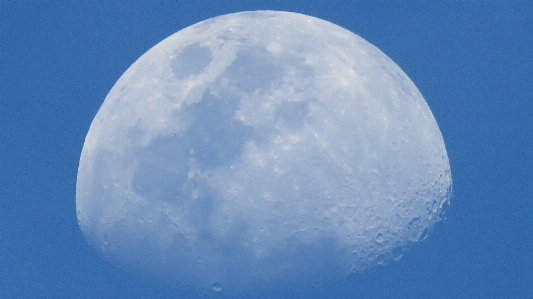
77,11 -> 451,294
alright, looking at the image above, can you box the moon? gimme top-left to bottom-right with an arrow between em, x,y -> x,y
76,11 -> 452,294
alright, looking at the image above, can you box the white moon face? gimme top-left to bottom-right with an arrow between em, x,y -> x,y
77,11 -> 451,294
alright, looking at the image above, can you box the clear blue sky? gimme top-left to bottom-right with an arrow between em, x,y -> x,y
1,2 -> 532,298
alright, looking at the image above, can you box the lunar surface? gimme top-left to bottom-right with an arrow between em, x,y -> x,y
76,11 -> 452,294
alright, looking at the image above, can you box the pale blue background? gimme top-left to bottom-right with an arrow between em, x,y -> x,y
1,2 -> 532,298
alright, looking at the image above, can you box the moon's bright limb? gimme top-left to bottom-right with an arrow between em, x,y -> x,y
76,11 -> 451,294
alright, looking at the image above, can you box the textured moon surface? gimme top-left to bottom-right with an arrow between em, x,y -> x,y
76,11 -> 451,294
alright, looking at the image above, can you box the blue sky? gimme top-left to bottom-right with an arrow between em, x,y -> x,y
1,2 -> 532,298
